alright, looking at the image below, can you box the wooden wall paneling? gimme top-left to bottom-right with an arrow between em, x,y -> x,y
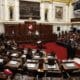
19,24 -> 25,36
24,24 -> 28,36
9,24 -> 15,36
18,24 -> 22,35
4,24 -> 12,36
4,21 -> 57,43
4,24 -> 10,36
14,24 -> 19,36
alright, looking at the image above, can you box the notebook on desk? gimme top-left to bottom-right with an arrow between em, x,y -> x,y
0,59 -> 3,63
27,63 -> 36,68
34,56 -> 40,58
73,58 -> 80,64
47,56 -> 54,59
11,53 -> 17,56
65,63 -> 76,67
9,61 -> 18,65
47,64 -> 56,69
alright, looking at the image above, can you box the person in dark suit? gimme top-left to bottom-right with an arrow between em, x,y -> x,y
26,48 -> 33,59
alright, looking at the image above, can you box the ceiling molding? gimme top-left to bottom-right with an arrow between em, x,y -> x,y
40,0 -> 73,4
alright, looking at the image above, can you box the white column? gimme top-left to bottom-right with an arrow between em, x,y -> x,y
13,0 -> 19,21
52,2 -> 55,22
0,0 -> 2,20
40,3 -> 45,22
69,3 -> 74,20
48,3 -> 53,22
65,4 -> 73,23
4,0 -> 9,21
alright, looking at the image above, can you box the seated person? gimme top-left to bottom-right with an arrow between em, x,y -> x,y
38,59 -> 44,70
36,40 -> 43,49
26,48 -> 33,59
48,58 -> 55,65
39,51 -> 44,57
35,49 -> 44,57
26,53 -> 32,59
50,51 -> 56,57
48,51 -> 56,59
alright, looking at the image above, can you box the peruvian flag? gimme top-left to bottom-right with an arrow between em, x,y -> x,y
28,24 -> 33,30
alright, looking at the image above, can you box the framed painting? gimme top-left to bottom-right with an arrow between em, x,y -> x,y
55,6 -> 63,19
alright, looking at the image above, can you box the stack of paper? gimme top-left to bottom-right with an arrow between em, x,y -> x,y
73,58 -> 80,64
48,64 -> 56,68
27,63 -> 36,68
9,61 -> 18,65
65,63 -> 75,67
0,59 -> 3,63
21,55 -> 26,58
34,56 -> 40,58
11,53 -> 17,56
48,56 -> 53,59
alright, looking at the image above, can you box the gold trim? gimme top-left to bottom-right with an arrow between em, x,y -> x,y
40,0 -> 73,4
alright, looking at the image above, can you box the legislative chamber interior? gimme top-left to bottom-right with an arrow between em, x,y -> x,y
0,0 -> 80,80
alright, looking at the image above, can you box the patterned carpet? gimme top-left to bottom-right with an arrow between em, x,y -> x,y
12,73 -> 80,80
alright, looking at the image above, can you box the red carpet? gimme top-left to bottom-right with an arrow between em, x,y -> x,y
43,42 -> 67,60
19,42 -> 68,60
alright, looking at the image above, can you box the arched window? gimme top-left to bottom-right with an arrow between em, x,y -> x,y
45,8 -> 48,21
9,6 -> 13,20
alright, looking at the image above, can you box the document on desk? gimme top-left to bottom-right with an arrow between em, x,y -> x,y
65,63 -> 75,67
11,53 -> 17,56
34,56 -> 40,58
27,63 -> 36,68
48,64 -> 56,69
9,61 -> 18,65
47,56 -> 54,59
0,59 -> 3,63
21,55 -> 26,58
73,58 -> 80,64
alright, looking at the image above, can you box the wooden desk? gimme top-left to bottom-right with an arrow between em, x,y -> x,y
45,63 -> 60,71
27,59 -> 38,63
62,62 -> 80,71
62,59 -> 80,79
0,72 -> 7,80
5,60 -> 21,69
44,63 -> 62,78
25,62 -> 38,70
